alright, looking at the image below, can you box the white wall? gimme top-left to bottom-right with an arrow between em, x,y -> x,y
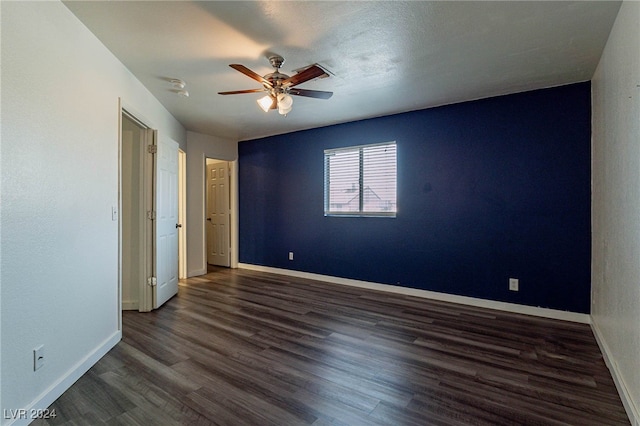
591,1 -> 640,424
0,2 -> 186,424
186,131 -> 237,276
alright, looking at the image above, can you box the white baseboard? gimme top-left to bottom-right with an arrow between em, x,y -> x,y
122,300 -> 139,311
187,268 -> 207,278
6,331 -> 121,426
591,322 -> 639,426
238,263 -> 591,324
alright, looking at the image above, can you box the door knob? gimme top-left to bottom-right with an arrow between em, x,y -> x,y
176,223 -> 182,228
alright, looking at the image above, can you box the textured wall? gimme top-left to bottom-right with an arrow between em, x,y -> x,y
239,83 -> 592,313
1,2 -> 185,421
186,131 -> 237,277
591,1 -> 640,421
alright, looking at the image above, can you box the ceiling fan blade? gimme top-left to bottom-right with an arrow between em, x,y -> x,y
282,65 -> 327,87
229,64 -> 271,86
289,88 -> 333,99
218,89 -> 266,95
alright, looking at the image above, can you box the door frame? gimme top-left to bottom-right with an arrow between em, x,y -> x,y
118,99 -> 156,314
178,149 -> 187,279
204,157 -> 239,270
230,160 -> 239,268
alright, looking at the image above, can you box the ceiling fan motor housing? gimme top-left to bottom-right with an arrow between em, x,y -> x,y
264,55 -> 289,95
263,72 -> 289,89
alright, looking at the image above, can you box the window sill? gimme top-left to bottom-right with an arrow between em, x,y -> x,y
324,212 -> 396,218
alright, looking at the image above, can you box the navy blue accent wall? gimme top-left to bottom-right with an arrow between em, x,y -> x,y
239,82 -> 591,313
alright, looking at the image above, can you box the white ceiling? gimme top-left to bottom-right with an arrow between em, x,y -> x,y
64,1 -> 620,141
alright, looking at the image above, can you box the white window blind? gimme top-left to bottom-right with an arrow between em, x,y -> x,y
324,142 -> 397,217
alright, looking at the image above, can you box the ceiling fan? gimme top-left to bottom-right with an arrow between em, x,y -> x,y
218,54 -> 333,115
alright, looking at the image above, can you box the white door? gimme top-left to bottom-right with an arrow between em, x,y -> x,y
206,161 -> 231,267
154,135 -> 180,308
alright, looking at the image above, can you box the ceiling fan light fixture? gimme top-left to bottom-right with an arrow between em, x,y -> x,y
278,105 -> 292,115
277,93 -> 293,115
257,95 -> 274,112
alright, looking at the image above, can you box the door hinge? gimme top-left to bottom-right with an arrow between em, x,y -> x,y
147,277 -> 157,287
147,144 -> 157,154
147,210 -> 156,220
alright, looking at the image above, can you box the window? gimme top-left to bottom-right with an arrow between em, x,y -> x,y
324,142 -> 397,217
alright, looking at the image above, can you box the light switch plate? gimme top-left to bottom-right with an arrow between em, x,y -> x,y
34,345 -> 45,371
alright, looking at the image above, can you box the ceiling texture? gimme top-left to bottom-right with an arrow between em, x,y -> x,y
64,1 -> 621,141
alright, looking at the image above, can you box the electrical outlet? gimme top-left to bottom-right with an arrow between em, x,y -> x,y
509,278 -> 519,292
34,345 -> 45,371
288,252 -> 294,261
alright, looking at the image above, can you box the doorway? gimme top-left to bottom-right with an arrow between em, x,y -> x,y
206,158 -> 231,267
121,112 -> 153,311
120,108 -> 180,312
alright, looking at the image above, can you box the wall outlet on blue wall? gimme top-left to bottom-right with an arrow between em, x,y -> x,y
509,278 -> 519,292
288,252 -> 294,261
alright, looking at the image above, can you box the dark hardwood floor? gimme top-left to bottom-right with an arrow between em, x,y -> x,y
34,267 -> 629,425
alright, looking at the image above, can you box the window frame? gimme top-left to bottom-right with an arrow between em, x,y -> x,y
324,141 -> 397,218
